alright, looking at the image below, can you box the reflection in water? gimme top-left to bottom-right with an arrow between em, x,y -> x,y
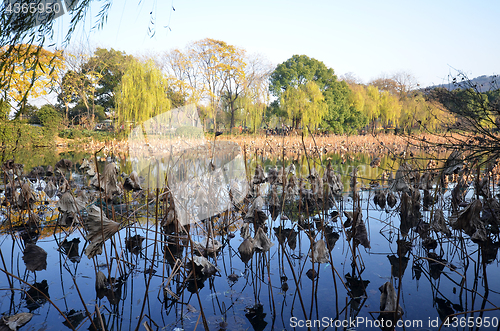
58,238 -> 81,263
245,303 -> 268,331
62,309 -> 86,329
22,244 -> 47,272
25,280 -> 49,311
387,254 -> 409,278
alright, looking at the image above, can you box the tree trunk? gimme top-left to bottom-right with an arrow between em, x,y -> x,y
229,99 -> 236,131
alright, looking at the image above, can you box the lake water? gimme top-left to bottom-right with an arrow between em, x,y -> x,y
0,147 -> 499,331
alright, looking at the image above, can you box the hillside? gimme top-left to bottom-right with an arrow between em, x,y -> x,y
426,74 -> 499,91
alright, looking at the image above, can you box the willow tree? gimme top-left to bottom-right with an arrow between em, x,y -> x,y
241,55 -> 272,133
281,81 -> 327,130
115,59 -> 171,126
364,85 -> 381,130
379,90 -> 400,127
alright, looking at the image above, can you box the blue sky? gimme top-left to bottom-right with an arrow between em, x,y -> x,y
53,0 -> 500,88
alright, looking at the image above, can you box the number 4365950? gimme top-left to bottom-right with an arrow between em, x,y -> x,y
444,316 -> 499,328
5,2 -> 62,14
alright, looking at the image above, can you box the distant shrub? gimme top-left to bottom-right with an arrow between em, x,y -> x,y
58,127 -> 118,142
38,105 -> 62,129
0,120 -> 46,147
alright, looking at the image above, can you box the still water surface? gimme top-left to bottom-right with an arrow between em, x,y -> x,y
0,147 -> 498,330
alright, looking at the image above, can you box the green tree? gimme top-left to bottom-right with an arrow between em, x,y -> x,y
365,85 -> 380,122
115,59 -> 171,126
57,47 -> 104,126
161,48 -> 202,105
84,48 -> 134,112
408,73 -> 499,167
37,104 -> 62,128
270,55 -> 356,133
328,81 -> 368,134
35,104 -> 62,140
0,99 -> 10,120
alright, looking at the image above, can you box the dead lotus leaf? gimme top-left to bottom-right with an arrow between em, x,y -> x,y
269,185 -> 280,207
431,209 -> 451,236
353,212 -> 371,249
442,150 -> 463,176
2,312 -> 33,331
285,173 -> 298,198
197,237 -> 222,254
44,180 -> 57,198
343,211 -> 355,228
95,271 -> 107,293
387,191 -> 398,208
253,227 -> 273,252
308,168 -> 324,199
80,158 -> 96,176
55,159 -> 73,171
391,163 -> 413,192
419,172 -> 433,190
56,192 -> 87,214
45,165 -> 54,176
238,238 -> 255,263
59,180 -> 71,193
481,198 -> 500,227
244,196 -> 267,225
374,190 -> 386,209
188,255 -> 218,276
308,239 -> 329,263
125,235 -> 145,255
240,223 -> 251,239
252,164 -> 266,185
245,196 -> 264,216
387,254 -> 409,277
379,281 -> 403,315
84,206 -> 121,259
266,167 -> 279,185
22,244 -> 47,272
450,199 -> 486,241
19,182 -> 34,209
27,166 -> 44,178
123,171 -> 142,191
91,162 -> 122,199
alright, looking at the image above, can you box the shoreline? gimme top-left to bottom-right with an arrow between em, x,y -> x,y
69,133 -> 444,160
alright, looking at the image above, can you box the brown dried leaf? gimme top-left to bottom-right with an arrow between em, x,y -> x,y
84,206 -> 121,259
308,239 -> 329,263
2,312 -> 33,330
253,227 -> 273,252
